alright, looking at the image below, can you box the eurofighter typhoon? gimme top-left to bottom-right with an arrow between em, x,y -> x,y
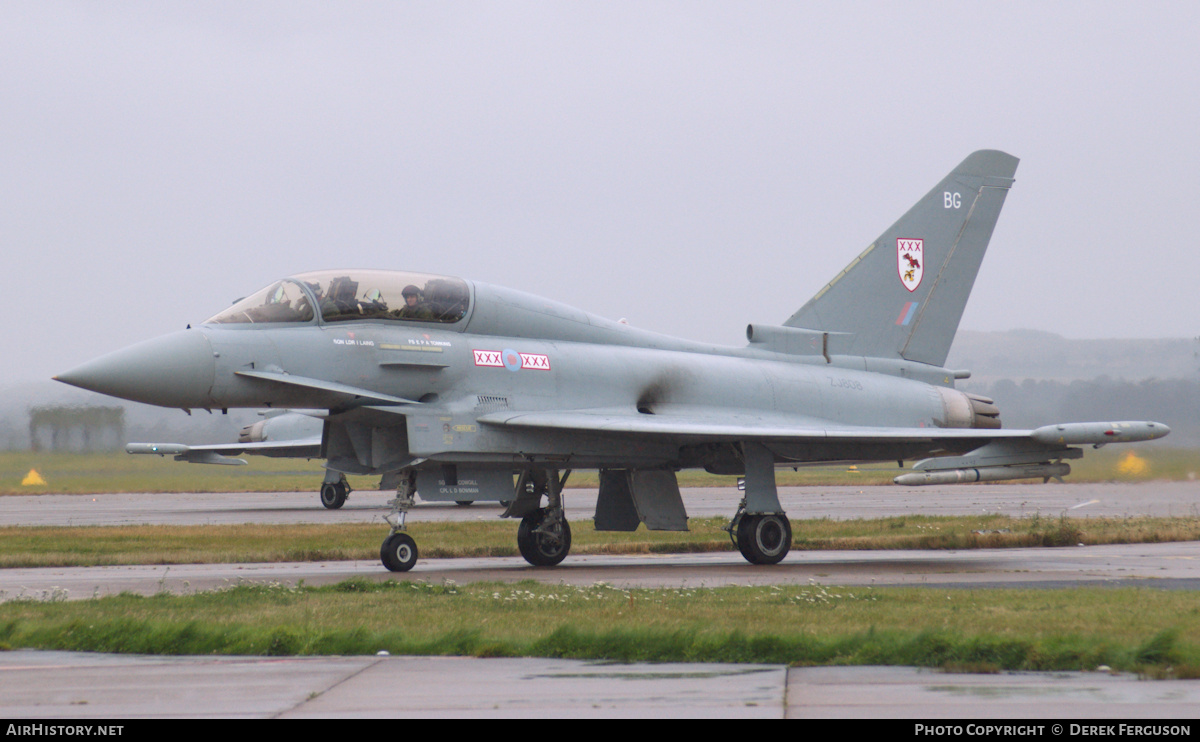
56,151 -> 1168,572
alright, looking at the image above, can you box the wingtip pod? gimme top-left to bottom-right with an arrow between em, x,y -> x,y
1030,421 -> 1171,445
126,443 -> 190,455
126,442 -> 247,465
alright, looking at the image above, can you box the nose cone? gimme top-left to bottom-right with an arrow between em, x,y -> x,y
55,330 -> 216,409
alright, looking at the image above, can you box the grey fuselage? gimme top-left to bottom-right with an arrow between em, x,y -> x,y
101,279 -> 982,476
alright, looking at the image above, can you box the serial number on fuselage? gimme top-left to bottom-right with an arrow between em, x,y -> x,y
827,377 -> 864,391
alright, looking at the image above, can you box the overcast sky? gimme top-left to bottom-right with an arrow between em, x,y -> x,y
4,2 -> 1198,386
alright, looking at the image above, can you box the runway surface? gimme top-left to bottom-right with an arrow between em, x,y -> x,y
3,481 -> 1200,718
5,480 -> 1200,527
5,541 -> 1200,601
3,650 -> 1199,719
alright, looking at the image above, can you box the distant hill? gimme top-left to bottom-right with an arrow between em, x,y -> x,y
948,331 -> 1200,446
946,330 -> 1200,383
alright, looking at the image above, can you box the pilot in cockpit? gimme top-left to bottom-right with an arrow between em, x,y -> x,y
396,284 -> 434,320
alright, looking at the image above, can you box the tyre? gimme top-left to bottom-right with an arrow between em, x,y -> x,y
320,481 -> 347,509
516,509 -> 572,567
380,532 -> 418,572
736,513 -> 792,565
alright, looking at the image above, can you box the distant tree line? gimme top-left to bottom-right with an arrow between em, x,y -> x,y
961,377 -> 1200,446
28,406 -> 125,452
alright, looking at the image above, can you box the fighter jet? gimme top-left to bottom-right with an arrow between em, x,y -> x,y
56,150 -> 1169,572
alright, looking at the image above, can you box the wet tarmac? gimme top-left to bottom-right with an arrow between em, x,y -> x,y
4,541 -> 1200,602
4,480 -> 1199,527
2,651 -> 1198,719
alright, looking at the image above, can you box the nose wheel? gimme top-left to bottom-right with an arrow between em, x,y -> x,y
381,469 -> 419,572
381,532 -> 418,572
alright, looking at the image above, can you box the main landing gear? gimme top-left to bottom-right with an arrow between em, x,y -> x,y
509,469 -> 572,567
378,466 -> 573,572
517,507 -> 572,567
724,441 -> 793,565
319,472 -> 351,509
376,461 -> 578,571
375,452 -> 792,572
725,503 -> 792,565
379,465 -> 576,569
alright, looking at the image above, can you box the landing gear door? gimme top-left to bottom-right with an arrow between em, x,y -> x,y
595,469 -> 688,532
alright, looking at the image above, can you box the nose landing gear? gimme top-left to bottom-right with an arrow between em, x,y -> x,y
381,531 -> 418,572
381,469 -> 419,572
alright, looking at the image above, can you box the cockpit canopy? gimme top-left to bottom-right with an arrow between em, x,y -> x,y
204,270 -> 471,325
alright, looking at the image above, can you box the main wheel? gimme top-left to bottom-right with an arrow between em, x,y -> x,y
320,481 -> 348,509
517,509 -> 572,567
736,513 -> 792,565
380,532 -> 418,572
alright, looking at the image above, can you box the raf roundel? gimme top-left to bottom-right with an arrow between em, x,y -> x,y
503,349 -> 523,372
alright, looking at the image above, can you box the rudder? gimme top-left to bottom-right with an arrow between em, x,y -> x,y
784,150 -> 1019,366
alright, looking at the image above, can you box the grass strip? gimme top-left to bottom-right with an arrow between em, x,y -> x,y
1,579 -> 1198,676
3,513 -> 1200,568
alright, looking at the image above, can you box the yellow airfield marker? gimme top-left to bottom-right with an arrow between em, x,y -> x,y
1117,451 -> 1148,476
22,469 -> 47,486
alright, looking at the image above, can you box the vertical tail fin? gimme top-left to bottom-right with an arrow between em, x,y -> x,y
784,150 -> 1018,367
